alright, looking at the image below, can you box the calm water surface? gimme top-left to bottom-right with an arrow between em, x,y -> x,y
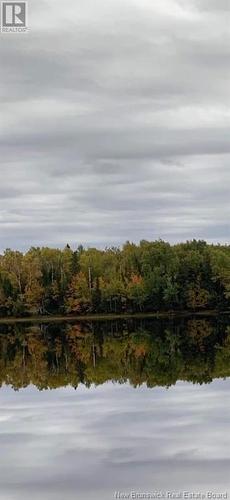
0,317 -> 230,500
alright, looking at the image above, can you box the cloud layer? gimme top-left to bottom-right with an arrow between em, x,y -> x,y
0,379 -> 230,499
0,0 -> 230,250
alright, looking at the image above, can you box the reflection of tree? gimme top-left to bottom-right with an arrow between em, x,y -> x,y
0,317 -> 229,390
186,319 -> 213,352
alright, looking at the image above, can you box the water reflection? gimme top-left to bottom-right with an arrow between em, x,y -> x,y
0,316 -> 230,389
0,317 -> 230,500
0,380 -> 230,500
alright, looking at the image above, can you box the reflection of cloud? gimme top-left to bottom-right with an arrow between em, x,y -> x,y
0,380 -> 230,499
0,0 -> 230,250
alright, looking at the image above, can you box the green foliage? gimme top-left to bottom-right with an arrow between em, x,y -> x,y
0,240 -> 230,317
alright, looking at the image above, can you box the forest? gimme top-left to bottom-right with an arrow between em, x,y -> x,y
0,239 -> 230,317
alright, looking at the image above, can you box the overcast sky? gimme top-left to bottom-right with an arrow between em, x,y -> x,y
1,380 -> 230,499
0,0 -> 230,251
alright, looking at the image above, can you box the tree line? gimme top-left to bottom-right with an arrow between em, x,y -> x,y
0,239 -> 230,317
0,317 -> 229,390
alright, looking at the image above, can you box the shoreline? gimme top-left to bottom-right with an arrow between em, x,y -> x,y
0,309 -> 230,324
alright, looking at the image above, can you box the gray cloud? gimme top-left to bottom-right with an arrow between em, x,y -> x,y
1,380 -> 230,499
0,0 -> 230,250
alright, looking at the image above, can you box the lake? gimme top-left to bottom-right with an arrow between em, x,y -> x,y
0,316 -> 230,500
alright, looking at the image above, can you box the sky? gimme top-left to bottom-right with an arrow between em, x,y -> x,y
1,379 -> 230,500
0,0 -> 230,251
